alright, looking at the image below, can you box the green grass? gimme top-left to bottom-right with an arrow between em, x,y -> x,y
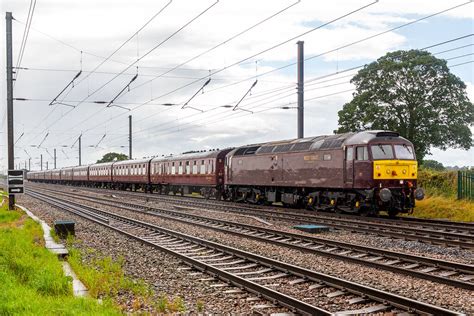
0,198 -> 121,315
413,195 -> 474,222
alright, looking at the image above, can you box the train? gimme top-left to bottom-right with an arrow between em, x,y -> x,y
27,130 -> 425,217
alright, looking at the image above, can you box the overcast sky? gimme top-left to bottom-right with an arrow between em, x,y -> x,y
0,0 -> 473,172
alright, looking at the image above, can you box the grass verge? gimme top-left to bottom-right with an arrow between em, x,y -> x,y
413,169 -> 474,222
0,197 -> 121,315
413,195 -> 474,222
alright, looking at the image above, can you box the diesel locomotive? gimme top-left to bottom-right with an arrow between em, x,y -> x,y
27,130 -> 424,217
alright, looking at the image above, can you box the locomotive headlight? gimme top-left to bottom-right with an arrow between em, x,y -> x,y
386,169 -> 391,174
402,169 -> 407,174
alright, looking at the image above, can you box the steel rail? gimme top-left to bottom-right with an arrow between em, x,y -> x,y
27,186 -> 474,290
26,189 -> 465,316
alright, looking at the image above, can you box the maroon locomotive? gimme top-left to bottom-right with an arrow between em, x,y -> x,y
27,130 -> 424,216
224,130 -> 423,216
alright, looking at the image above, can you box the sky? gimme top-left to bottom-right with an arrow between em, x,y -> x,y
0,0 -> 473,172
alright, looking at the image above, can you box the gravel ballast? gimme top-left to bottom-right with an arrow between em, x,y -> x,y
22,186 -> 474,314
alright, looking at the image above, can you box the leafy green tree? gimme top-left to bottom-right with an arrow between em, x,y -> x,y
336,49 -> 473,161
421,159 -> 445,171
96,152 -> 128,163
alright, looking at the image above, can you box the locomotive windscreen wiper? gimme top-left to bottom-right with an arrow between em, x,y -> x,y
378,144 -> 386,155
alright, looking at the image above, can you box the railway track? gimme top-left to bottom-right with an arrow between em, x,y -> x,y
28,186 -> 474,290
25,189 -> 464,315
30,183 -> 474,249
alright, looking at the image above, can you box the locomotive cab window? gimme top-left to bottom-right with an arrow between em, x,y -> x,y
356,146 -> 369,161
346,147 -> 353,161
394,144 -> 414,160
371,144 -> 394,160
323,153 -> 332,161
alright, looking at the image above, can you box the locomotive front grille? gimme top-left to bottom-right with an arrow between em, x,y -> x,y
373,160 -> 417,180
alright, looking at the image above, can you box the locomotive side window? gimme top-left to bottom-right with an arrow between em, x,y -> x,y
394,144 -> 414,159
371,144 -> 394,160
323,154 -> 332,161
356,146 -> 369,161
346,147 -> 353,161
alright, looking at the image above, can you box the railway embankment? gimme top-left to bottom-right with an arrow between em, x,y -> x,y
0,194 -> 121,314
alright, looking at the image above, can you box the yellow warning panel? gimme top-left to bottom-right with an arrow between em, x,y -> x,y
373,160 -> 417,180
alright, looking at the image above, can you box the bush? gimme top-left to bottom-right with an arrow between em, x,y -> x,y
417,169 -> 457,197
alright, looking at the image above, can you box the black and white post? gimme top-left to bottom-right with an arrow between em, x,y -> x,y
6,12 -> 14,209
297,40 -> 304,139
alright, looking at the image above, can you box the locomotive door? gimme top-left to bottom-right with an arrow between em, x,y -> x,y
344,146 -> 354,187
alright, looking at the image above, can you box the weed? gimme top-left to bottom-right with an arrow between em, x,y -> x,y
169,296 -> 186,312
155,294 -> 169,313
196,299 -> 205,312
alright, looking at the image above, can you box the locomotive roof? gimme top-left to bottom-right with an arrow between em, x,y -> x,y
344,130 -> 409,145
228,130 -> 407,156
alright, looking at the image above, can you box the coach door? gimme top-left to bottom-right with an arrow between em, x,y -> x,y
344,146 -> 354,187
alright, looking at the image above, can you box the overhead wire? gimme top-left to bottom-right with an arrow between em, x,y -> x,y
17,0 -> 175,147
92,29 -> 474,148
24,0 -> 220,148
103,45 -> 474,148
78,1 -> 472,143
51,0 -> 379,148
127,0 -> 302,93
14,0 -> 36,83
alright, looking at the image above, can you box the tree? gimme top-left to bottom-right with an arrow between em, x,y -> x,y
96,152 -> 129,163
421,159 -> 445,171
336,49 -> 473,161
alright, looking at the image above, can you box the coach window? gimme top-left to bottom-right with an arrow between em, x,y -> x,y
192,161 -> 197,174
356,146 -> 369,161
200,160 -> 206,174
209,160 -> 214,174
178,162 -> 183,174
185,161 -> 190,174
323,153 -> 332,161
